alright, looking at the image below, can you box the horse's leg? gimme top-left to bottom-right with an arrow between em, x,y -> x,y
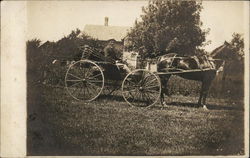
200,81 -> 209,109
198,82 -> 204,107
160,75 -> 171,107
202,78 -> 213,108
160,92 -> 165,108
201,71 -> 216,109
159,76 -> 166,107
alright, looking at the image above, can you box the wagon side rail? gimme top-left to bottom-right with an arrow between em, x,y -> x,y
157,68 -> 216,75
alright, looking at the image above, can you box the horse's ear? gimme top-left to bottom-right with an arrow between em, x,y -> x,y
224,41 -> 230,45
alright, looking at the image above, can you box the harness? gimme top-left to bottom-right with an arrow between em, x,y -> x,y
157,54 -> 217,71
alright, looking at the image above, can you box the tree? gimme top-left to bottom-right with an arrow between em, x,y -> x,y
230,33 -> 244,59
26,38 -> 44,83
126,0 -> 209,58
54,29 -> 103,60
26,39 -> 42,71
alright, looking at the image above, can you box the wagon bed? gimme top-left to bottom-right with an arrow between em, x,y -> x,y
156,68 -> 216,75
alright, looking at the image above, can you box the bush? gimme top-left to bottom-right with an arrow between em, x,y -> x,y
27,29 -> 103,85
167,75 -> 243,100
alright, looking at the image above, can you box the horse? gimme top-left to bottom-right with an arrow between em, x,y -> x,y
157,52 -> 225,109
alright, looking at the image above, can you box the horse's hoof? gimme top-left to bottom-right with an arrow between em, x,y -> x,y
203,105 -> 208,110
163,101 -> 167,106
160,102 -> 167,110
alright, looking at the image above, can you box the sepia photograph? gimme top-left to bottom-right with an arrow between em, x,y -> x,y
1,0 -> 249,157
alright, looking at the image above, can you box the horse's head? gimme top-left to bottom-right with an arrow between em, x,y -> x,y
208,57 -> 225,74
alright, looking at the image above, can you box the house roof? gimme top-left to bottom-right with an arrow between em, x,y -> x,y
210,41 -> 238,60
210,44 -> 227,57
84,24 -> 131,41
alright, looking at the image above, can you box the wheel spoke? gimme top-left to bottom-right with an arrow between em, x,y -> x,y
123,88 -> 137,92
146,89 -> 160,94
67,73 -> 82,80
87,79 -> 104,83
145,85 -> 160,89
144,78 -> 158,87
126,79 -> 137,86
75,84 -> 84,99
147,91 -> 158,99
67,81 -> 82,88
135,90 -> 142,103
70,83 -> 83,96
83,67 -> 91,78
87,81 -> 102,90
66,79 -> 83,82
143,92 -> 152,102
88,73 -> 102,79
86,82 -> 99,94
144,78 -> 157,86
141,75 -> 151,85
138,92 -> 143,103
83,86 -> 86,99
126,90 -> 136,102
141,92 -> 148,102
84,86 -> 94,100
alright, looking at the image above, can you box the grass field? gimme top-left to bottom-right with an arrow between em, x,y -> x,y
27,83 -> 244,156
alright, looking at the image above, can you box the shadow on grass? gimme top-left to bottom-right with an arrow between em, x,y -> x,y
164,101 -> 243,111
205,104 -> 243,111
97,94 -> 125,102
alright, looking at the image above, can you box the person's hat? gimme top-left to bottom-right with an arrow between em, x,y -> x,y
108,39 -> 116,43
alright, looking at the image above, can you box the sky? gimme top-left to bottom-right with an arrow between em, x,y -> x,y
27,1 -> 246,52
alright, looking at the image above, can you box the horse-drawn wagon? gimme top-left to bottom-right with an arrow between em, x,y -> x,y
65,46 -> 225,108
65,47 -> 162,108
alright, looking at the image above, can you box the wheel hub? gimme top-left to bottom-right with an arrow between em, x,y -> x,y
82,78 -> 86,83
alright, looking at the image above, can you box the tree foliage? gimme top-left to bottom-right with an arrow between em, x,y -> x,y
126,0 -> 209,58
26,28 -> 104,84
26,38 -> 42,71
54,29 -> 103,60
230,33 -> 244,59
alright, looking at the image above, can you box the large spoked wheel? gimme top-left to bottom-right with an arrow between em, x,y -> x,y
122,69 -> 161,108
65,60 -> 104,101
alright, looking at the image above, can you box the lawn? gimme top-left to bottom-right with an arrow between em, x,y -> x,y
27,84 -> 244,156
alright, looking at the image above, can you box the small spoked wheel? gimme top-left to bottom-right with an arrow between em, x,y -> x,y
65,60 -> 104,101
122,69 -> 161,108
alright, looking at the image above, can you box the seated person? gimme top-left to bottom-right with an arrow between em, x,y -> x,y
80,44 -> 91,59
104,39 -> 131,73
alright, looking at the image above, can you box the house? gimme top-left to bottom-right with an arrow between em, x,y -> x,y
84,17 -> 145,68
83,17 -> 131,51
210,41 -> 243,82
210,41 -> 239,61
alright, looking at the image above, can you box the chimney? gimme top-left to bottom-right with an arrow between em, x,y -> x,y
104,17 -> 108,26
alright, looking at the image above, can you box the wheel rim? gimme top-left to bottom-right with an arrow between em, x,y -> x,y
122,69 -> 161,108
65,60 -> 104,101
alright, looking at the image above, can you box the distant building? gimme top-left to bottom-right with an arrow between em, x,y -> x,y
83,17 -> 130,48
210,41 -> 239,61
210,41 -> 243,82
84,17 -> 140,66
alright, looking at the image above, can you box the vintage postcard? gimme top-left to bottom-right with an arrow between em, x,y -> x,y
1,0 -> 249,157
